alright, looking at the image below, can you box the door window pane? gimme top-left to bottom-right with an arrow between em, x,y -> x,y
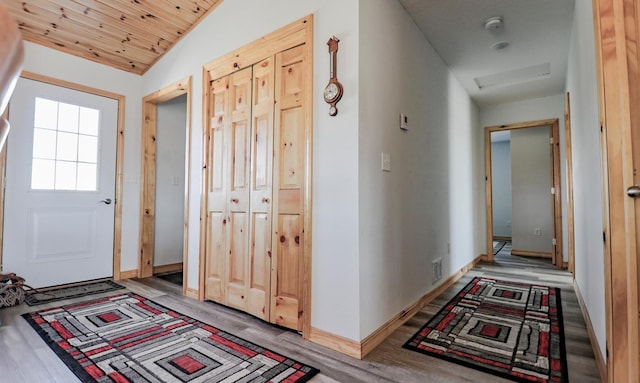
57,102 -> 79,133
30,98 -> 101,191
55,161 -> 77,190
34,98 -> 58,130
56,132 -> 78,161
31,159 -> 55,189
33,128 -> 57,159
79,107 -> 99,136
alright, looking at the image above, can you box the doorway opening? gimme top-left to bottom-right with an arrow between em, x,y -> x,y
485,118 -> 564,268
139,77 -> 192,295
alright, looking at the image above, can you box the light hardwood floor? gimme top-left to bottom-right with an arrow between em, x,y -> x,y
0,248 -> 601,382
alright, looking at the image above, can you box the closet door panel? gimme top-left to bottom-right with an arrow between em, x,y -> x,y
248,57 -> 275,320
273,215 -> 302,329
280,108 -> 304,189
226,68 -> 252,310
271,45 -> 306,331
227,212 -> 248,309
205,76 -> 230,303
248,212 -> 270,318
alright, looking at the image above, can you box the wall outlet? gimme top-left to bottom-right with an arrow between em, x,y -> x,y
432,258 -> 442,282
534,228 -> 542,236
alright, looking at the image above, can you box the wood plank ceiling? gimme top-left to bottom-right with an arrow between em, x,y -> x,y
3,0 -> 223,75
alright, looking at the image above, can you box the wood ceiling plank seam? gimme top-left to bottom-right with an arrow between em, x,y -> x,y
16,21 -> 149,73
165,0 -> 214,16
18,30 -> 145,74
184,0 -> 213,7
66,0 -> 192,48
89,0 -> 196,31
140,0 -> 224,74
127,0 -> 199,26
4,0 -> 225,74
11,12 -> 160,66
52,0 -> 177,48
64,0 -> 188,47
10,2 -> 169,58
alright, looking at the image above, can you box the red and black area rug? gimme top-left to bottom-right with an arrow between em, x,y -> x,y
404,277 -> 567,383
22,293 -> 319,383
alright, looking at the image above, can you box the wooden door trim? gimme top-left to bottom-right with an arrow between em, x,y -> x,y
592,0 -> 640,381
13,71 -> 126,280
564,92 -> 576,275
484,118 -> 563,266
0,111 -> 6,270
199,15 -> 313,338
139,77 -> 192,296
551,119 -> 563,267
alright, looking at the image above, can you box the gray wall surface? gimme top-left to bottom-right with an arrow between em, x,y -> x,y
154,94 -> 187,267
510,126 -> 552,254
491,139 -> 512,238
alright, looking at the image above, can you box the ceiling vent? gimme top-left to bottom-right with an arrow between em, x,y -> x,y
491,41 -> 511,50
474,63 -> 551,90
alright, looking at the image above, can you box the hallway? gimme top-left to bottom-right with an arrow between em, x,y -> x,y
0,257 -> 600,382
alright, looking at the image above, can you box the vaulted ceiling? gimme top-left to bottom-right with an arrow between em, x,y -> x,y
4,0 -> 574,107
3,0 -> 223,75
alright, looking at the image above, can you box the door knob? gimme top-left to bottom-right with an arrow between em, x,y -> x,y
100,198 -> 112,205
627,186 -> 640,198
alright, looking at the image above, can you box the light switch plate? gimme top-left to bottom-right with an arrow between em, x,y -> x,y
399,113 -> 408,131
382,152 -> 391,172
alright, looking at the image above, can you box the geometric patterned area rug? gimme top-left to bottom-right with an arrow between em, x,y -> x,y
22,293 -> 319,382
404,277 -> 567,383
24,280 -> 125,306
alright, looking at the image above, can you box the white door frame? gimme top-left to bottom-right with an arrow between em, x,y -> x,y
0,72 -> 126,280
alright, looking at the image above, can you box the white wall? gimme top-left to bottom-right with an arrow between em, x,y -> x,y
20,42 -> 143,272
154,95 -> 187,267
479,94 -> 567,261
142,0 -> 361,341
491,140 -> 512,237
510,127 -> 553,253
358,0 -> 479,339
565,0 -> 606,358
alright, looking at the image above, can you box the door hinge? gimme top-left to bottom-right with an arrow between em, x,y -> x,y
549,137 -> 554,144
552,238 -> 557,246
603,231 -> 606,242
551,187 -> 556,195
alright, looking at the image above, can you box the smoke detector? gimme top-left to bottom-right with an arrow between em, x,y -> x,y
483,17 -> 504,31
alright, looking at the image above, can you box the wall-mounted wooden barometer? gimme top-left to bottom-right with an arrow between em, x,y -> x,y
324,36 -> 344,116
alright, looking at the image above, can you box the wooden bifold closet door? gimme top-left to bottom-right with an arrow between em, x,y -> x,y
204,45 -> 306,331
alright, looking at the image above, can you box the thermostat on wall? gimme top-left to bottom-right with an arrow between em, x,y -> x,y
400,113 -> 408,131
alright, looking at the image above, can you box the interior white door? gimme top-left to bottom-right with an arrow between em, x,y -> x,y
3,78 -> 118,288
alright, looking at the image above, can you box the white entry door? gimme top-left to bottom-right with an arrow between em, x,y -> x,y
3,78 -> 118,288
